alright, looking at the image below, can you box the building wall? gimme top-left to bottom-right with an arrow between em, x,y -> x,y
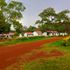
33,32 -> 38,36
24,33 -> 33,37
42,32 -> 47,36
24,33 -> 27,37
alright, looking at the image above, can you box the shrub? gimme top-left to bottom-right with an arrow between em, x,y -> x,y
16,36 -> 45,42
62,36 -> 70,46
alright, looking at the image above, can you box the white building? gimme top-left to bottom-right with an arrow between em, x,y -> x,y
42,32 -> 47,36
59,32 -> 68,36
0,32 -> 15,39
47,31 -> 59,36
19,34 -> 23,38
24,32 -> 33,37
33,31 -> 42,36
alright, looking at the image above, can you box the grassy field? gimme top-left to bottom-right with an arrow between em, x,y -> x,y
3,37 -> 70,70
5,38 -> 70,70
23,40 -> 70,70
0,36 -> 50,46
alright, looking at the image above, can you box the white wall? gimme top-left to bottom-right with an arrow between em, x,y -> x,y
60,32 -> 68,36
24,33 -> 33,37
33,32 -> 38,36
42,32 -> 47,36
19,34 -> 23,38
54,33 -> 59,36
49,33 -> 53,36
24,33 -> 27,37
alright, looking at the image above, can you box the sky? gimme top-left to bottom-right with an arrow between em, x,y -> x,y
6,0 -> 70,27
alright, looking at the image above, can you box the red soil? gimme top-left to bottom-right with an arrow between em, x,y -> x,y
0,37 -> 63,69
19,50 -> 63,63
32,50 -> 63,59
49,49 -> 63,56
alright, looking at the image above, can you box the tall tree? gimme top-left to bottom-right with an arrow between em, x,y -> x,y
36,7 -> 70,33
26,26 -> 36,32
0,0 -> 25,34
56,10 -> 70,23
12,20 -> 24,34
39,7 -> 56,24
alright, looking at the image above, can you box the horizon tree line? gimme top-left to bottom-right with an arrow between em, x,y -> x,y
35,7 -> 70,33
0,0 -> 70,34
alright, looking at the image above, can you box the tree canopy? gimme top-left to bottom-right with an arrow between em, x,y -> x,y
0,0 -> 25,34
25,26 -> 36,32
36,7 -> 70,33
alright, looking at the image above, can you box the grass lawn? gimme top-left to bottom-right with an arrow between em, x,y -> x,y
23,40 -> 70,70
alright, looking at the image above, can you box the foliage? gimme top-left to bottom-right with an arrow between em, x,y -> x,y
0,10 -> 10,33
63,36 -> 70,46
26,26 -> 36,32
56,10 -> 70,23
39,7 -> 56,24
36,7 -> 70,33
38,23 -> 66,32
63,39 -> 70,46
12,20 -> 24,34
0,0 -> 25,34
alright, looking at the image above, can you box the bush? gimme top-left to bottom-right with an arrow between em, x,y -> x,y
62,38 -> 70,46
16,36 -> 45,42
28,36 -> 45,40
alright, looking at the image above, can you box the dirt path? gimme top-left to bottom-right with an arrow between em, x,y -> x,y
0,37 -> 63,69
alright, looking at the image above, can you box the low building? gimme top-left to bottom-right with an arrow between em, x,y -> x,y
59,32 -> 68,36
0,32 -> 15,39
33,31 -> 42,36
47,30 -> 59,36
42,32 -> 47,36
5,32 -> 15,39
24,32 -> 33,37
19,34 -> 23,38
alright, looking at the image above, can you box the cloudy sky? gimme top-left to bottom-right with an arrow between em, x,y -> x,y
7,0 -> 70,27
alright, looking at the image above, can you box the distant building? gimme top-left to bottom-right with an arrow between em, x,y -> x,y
59,32 -> 68,36
47,30 -> 59,36
33,31 -> 42,36
0,32 -> 15,39
23,30 -> 68,37
24,32 -> 33,37
42,32 -> 47,36
19,34 -> 23,38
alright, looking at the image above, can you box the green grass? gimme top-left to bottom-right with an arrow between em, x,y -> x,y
46,40 -> 63,47
23,40 -> 70,70
0,36 -> 51,46
4,37 -> 70,70
40,40 -> 70,52
23,56 -> 70,70
4,38 -> 70,70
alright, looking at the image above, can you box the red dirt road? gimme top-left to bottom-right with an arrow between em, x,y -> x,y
0,37 -> 63,69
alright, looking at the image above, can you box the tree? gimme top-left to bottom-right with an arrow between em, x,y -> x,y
0,0 -> 25,34
62,22 -> 70,33
36,7 -> 70,33
0,9 -> 10,33
0,22 -> 10,34
6,1 -> 25,33
12,20 -> 24,34
39,7 -> 56,24
26,26 -> 36,32
56,10 -> 70,23
35,20 -> 41,24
